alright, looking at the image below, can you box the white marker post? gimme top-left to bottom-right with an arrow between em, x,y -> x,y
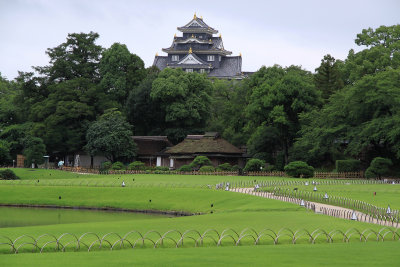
313,186 -> 317,192
351,210 -> 358,221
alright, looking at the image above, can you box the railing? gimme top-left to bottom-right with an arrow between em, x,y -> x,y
2,227 -> 398,254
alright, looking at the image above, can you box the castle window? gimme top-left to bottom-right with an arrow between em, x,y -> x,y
200,69 -> 205,73
186,69 -> 193,73
219,56 -> 221,62
172,55 -> 179,61
207,55 -> 215,61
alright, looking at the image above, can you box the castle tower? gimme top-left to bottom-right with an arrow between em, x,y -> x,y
153,14 -> 245,79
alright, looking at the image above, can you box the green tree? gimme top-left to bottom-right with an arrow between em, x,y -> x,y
246,65 -> 321,164
85,109 -> 137,162
151,68 -> 212,143
126,66 -> 164,135
23,136 -> 46,167
99,43 -> 145,108
314,54 -> 344,101
0,140 -> 11,165
190,156 -> 212,170
35,32 -> 103,82
365,157 -> 392,179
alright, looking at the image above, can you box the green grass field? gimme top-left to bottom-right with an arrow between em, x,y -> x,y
0,169 -> 399,266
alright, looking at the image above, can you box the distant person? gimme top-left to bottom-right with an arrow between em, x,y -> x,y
58,160 -> 64,169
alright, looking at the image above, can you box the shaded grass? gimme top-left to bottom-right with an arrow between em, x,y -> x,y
0,242 -> 399,266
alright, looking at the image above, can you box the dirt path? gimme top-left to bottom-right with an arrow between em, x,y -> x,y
230,187 -> 399,228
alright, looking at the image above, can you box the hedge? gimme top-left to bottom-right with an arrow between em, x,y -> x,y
335,159 -> 361,172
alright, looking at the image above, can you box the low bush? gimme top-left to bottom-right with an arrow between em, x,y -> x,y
190,156 -> 212,170
199,165 -> 215,172
217,163 -> 232,171
244,159 -> 265,172
365,157 -> 392,179
127,161 -> 145,170
284,161 -> 314,178
112,161 -> 125,170
178,164 -> 192,172
101,161 -> 112,170
154,166 -> 169,171
0,169 -> 20,180
232,165 -> 239,171
335,159 -> 361,172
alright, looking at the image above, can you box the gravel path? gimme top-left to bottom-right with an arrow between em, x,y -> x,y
230,187 -> 399,228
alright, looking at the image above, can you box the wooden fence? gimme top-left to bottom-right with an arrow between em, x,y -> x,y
314,171 -> 364,179
56,167 -> 367,179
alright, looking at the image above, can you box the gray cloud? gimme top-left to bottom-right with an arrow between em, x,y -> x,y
0,0 -> 399,80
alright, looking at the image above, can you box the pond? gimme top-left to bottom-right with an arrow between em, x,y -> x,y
0,206 -> 171,228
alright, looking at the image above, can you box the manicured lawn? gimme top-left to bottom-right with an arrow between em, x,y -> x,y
0,169 -> 398,265
1,242 -> 399,266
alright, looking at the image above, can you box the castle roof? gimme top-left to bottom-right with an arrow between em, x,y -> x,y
177,15 -> 218,34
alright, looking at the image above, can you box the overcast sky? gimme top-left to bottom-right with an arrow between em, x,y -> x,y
0,0 -> 399,80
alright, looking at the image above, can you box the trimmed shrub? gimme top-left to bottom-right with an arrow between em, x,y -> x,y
190,156 -> 212,170
335,159 -> 361,172
112,161 -> 125,170
0,169 -> 20,180
284,161 -> 314,178
178,164 -> 192,172
101,161 -> 112,170
127,161 -> 145,170
244,159 -> 265,172
232,165 -> 239,171
217,163 -> 232,171
154,166 -> 169,171
365,157 -> 392,179
199,165 -> 215,172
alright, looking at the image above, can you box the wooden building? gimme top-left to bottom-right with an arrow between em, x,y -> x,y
163,132 -> 246,169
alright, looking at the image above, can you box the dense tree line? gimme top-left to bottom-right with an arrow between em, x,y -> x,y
0,25 -> 399,172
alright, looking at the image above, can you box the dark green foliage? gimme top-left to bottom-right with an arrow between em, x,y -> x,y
126,67 -> 163,136
274,151 -> 286,171
199,165 -> 215,172
217,163 -> 232,171
190,156 -> 212,170
127,161 -> 145,170
246,65 -> 321,165
85,109 -> 136,162
99,43 -> 145,108
0,141 -> 11,165
365,157 -> 392,179
178,164 -> 192,172
111,161 -> 125,170
23,137 -> 46,166
244,159 -> 265,172
151,68 -> 213,143
0,169 -> 20,180
101,161 -> 112,170
284,161 -> 314,178
335,160 -> 361,172
314,54 -> 344,101
154,166 -> 169,171
231,165 -> 239,171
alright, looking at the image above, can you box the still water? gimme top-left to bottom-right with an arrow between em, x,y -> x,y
0,206 -> 170,228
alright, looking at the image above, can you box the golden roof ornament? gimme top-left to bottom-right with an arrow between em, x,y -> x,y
174,33 -> 177,38
189,47 -> 193,54
219,34 -> 222,38
155,52 -> 158,56
209,39 -> 212,42
194,12 -> 197,19
192,34 -> 194,38
200,16 -> 203,19
239,52 -> 242,57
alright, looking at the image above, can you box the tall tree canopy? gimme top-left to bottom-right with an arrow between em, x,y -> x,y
246,65 -> 321,163
314,54 -> 344,101
151,68 -> 213,143
295,25 -> 400,166
85,109 -> 137,162
99,43 -> 145,108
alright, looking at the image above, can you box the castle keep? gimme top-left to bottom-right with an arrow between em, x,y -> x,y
153,14 -> 245,79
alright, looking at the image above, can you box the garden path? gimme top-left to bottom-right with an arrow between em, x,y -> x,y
231,188 -> 399,228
